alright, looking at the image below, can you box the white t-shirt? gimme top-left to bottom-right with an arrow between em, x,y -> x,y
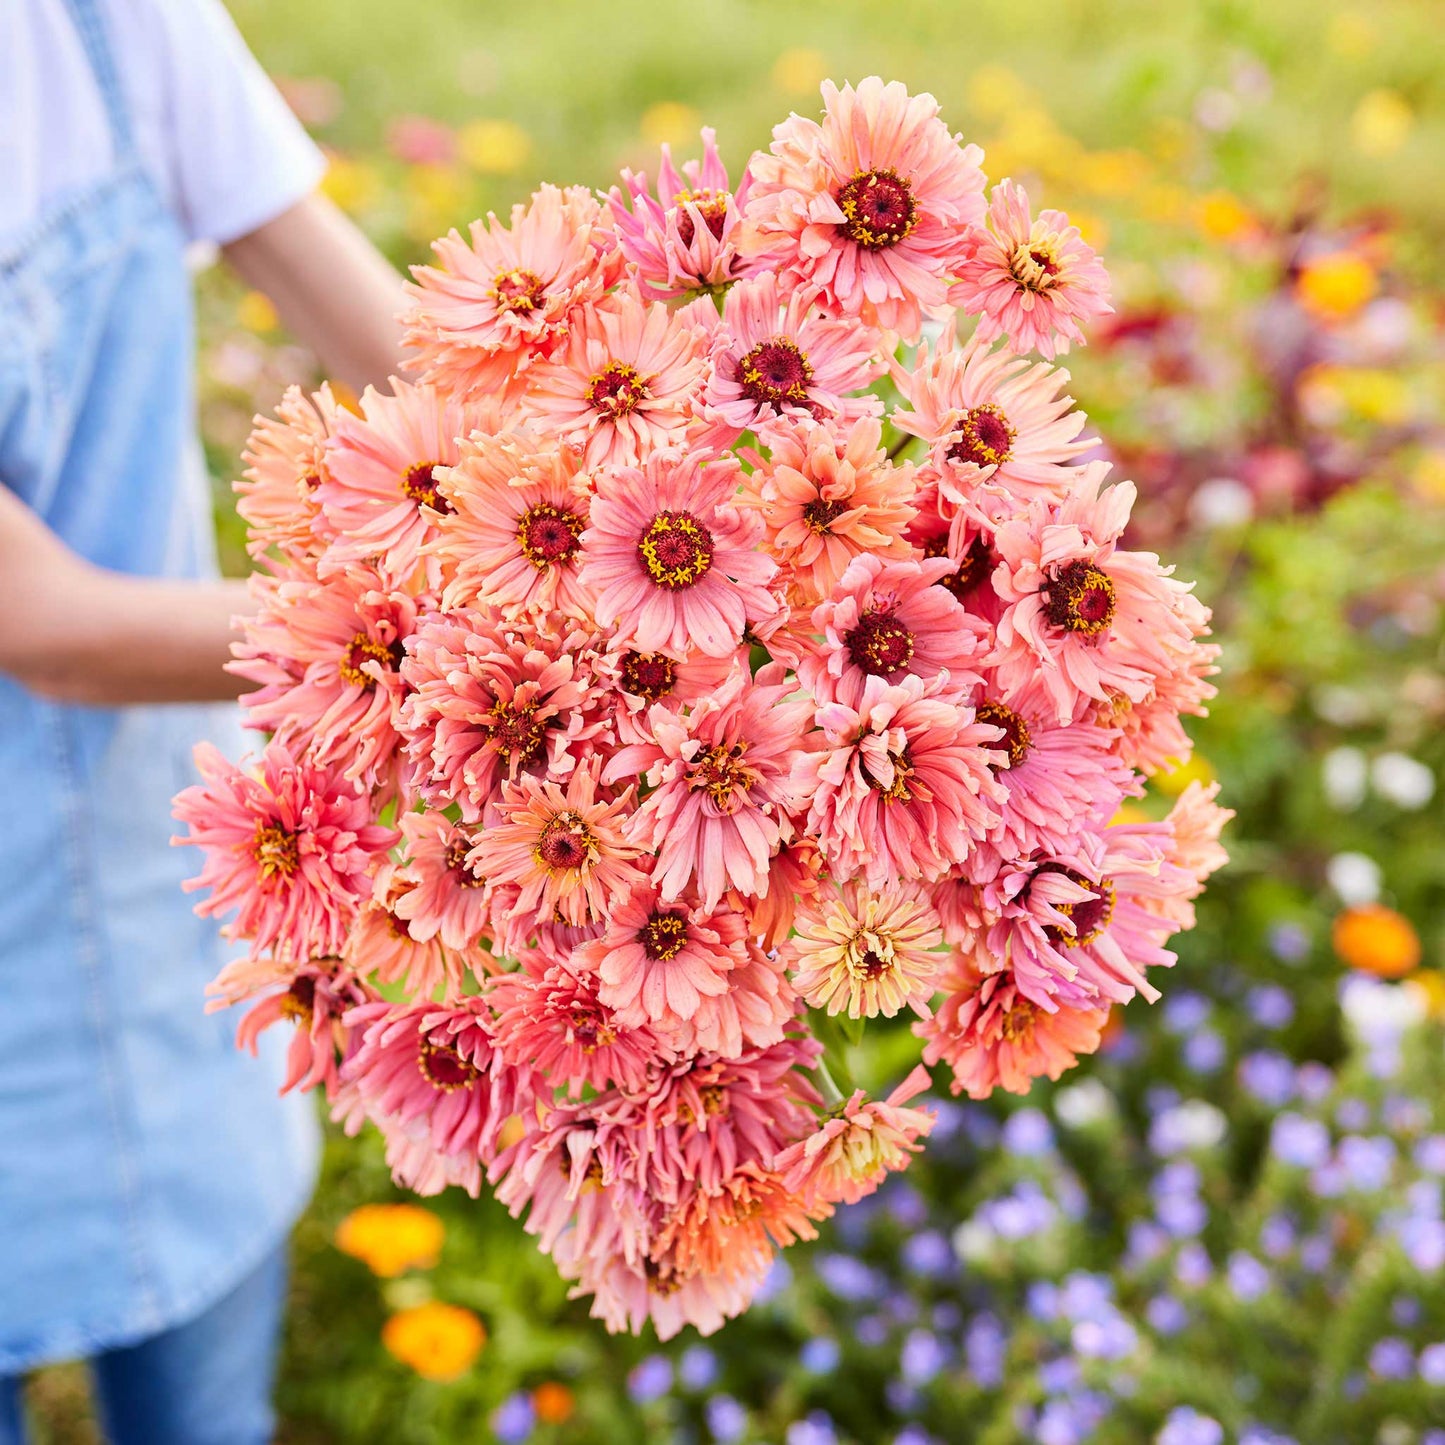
0,0 -> 326,248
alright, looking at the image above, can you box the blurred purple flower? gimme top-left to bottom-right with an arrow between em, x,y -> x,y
706,1395 -> 748,1443
1335,1098 -> 1371,1131
1038,1356 -> 1081,1393
816,1253 -> 883,1302
679,1344 -> 717,1391
1127,1220 -> 1170,1267
1059,1272 -> 1114,1321
755,1254 -> 793,1303
1267,922 -> 1311,962
1383,1095 -> 1429,1134
1158,1405 -> 1225,1445
855,1315 -> 889,1347
902,1229 -> 955,1278
1163,993 -> 1211,1034
1390,1294 -> 1422,1327
491,1393 -> 536,1444
1299,1232 -> 1333,1272
883,1181 -> 929,1229
1369,1337 -> 1414,1379
965,1313 -> 1007,1387
1295,1062 -> 1335,1103
1259,1213 -> 1297,1259
1337,1134 -> 1396,1191
1227,1251 -> 1270,1301
627,1356 -> 673,1403
901,1328 -> 947,1385
1247,984 -> 1295,1028
1147,1294 -> 1189,1335
1072,1311 -> 1139,1360
1417,1341 -> 1445,1385
1183,1029 -> 1226,1074
1175,1242 -> 1213,1288
1270,1113 -> 1331,1168
1415,1135 -> 1445,1175
885,1378 -> 921,1414
800,1336 -> 841,1374
1027,1282 -> 1060,1321
1003,1108 -> 1055,1156
1239,1051 -> 1296,1107
787,1411 -> 839,1445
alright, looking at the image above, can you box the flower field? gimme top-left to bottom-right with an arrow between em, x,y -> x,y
31,2 -> 1445,1442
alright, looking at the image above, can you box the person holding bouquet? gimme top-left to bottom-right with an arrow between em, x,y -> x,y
0,1 -> 404,1440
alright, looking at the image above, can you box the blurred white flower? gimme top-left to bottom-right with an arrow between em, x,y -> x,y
1149,1100 -> 1227,1156
951,1219 -> 995,1264
1326,851 -> 1382,905
1053,1077 -> 1116,1130
1321,746 -> 1368,810
1371,751 -> 1435,810
1340,973 -> 1426,1045
1188,477 -> 1254,530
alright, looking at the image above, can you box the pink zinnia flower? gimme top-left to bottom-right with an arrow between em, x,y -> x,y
431,431 -> 594,621
1144,780 -> 1232,931
989,467 -> 1217,725
578,449 -> 779,659
520,289 -> 709,469
774,1064 -> 935,1213
786,882 -> 944,1020
741,415 -> 917,604
173,739 -> 396,961
230,565 -> 426,793
739,77 -> 986,337
317,380 -> 485,584
892,329 -> 1094,505
800,552 -> 990,708
399,612 -> 606,823
468,761 -> 647,929
606,665 -> 812,909
608,126 -> 751,299
904,479 -> 1004,614
950,179 -> 1113,361
404,183 -> 623,393
791,673 -> 1005,889
739,833 -> 824,952
234,383 -> 340,567
918,962 -> 1109,1099
695,275 -> 882,447
390,811 -> 494,954
345,874 -> 462,1002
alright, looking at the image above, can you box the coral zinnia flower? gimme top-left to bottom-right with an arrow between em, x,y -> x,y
521,289 -> 709,469
918,961 -> 1110,1099
608,126 -> 752,300
579,448 -> 779,658
774,1064 -> 936,1212
405,183 -> 623,393
695,275 -> 882,447
801,552 -> 990,708
1141,780 -> 1232,932
318,380 -> 486,584
740,77 -> 986,338
390,811 -> 495,953
606,664 -> 812,909
468,761 -> 647,929
173,739 -> 397,961
432,431 -> 594,621
741,414 -> 917,604
786,882 -> 944,1020
892,329 -> 1094,506
791,673 -> 1005,889
346,875 -> 463,1002
950,180 -> 1113,361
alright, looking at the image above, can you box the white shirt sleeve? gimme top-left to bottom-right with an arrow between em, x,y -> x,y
120,0 -> 327,246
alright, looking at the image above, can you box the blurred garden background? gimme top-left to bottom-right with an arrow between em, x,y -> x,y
32,1 -> 1445,1441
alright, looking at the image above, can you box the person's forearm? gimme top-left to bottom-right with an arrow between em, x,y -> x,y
222,192 -> 410,393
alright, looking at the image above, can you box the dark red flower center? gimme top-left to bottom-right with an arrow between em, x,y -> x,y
640,909 -> 689,962
492,267 -> 545,313
975,699 -> 1031,771
1042,559 -> 1116,636
534,812 -> 595,872
586,362 -> 650,418
444,840 -> 487,889
856,948 -> 894,979
568,1006 -> 616,1053
517,502 -> 584,570
835,168 -> 918,250
619,651 -> 679,700
279,975 -> 315,1026
252,821 -> 300,880
738,337 -> 814,409
868,748 -> 915,804
845,608 -> 916,675
338,632 -> 406,689
637,511 -> 715,590
1010,241 -> 1062,291
690,742 -> 754,810
924,534 -> 993,602
1037,865 -> 1117,948
673,187 -> 730,248
802,497 -> 847,534
486,698 -> 547,765
418,1040 -> 481,1092
946,404 -> 1016,469
1000,999 -> 1037,1041
402,462 -> 453,514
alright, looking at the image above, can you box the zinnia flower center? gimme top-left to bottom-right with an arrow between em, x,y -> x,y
637,511 -> 715,590
1009,239 -> 1062,292
802,497 -> 847,534
852,943 -> 894,980
869,748 -> 915,804
568,1007 -> 616,1053
492,267 -> 545,313
689,742 -> 755,810
738,337 -> 814,409
946,404 -> 1016,469
486,697 -> 547,765
619,650 -> 678,700
339,632 -> 406,689
640,909 -> 689,962
402,463 -> 452,513
516,502 -> 584,570
845,608 -> 916,675
534,811 -> 596,872
975,700 -> 1031,770
444,840 -> 487,889
1037,866 -> 1117,948
1000,999 -> 1037,1041
252,821 -> 300,880
924,533 -> 992,602
678,1083 -> 730,1126
585,362 -> 650,419
835,168 -> 918,250
279,974 -> 315,1026
417,1040 -> 481,1092
1043,559 -> 1116,636
673,187 -> 730,248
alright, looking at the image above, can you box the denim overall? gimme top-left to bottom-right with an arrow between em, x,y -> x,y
0,0 -> 317,1373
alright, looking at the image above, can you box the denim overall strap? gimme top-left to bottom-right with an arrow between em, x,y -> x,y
60,0 -> 136,156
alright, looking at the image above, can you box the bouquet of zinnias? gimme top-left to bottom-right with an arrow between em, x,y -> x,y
174,78 -> 1230,1338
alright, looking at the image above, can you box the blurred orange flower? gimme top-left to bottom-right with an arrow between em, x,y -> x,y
335,1203 -> 445,1277
1332,903 -> 1421,978
382,1302 -> 486,1381
1297,251 -> 1378,322
532,1381 -> 576,1423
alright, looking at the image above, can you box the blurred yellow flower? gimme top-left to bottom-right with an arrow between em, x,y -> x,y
771,47 -> 828,97
458,118 -> 532,175
1153,753 -> 1216,798
1406,970 -> 1445,1021
1195,191 -> 1255,243
1140,183 -> 1190,226
532,1381 -> 576,1424
1326,12 -> 1376,58
1068,209 -> 1109,250
335,1203 -> 445,1278
1408,450 -> 1445,504
1110,801 -> 1151,827
1332,904 -> 1421,979
1296,251 -> 1378,321
1076,149 -> 1152,198
641,101 -> 702,149
236,290 -> 278,335
405,163 -> 470,242
382,1302 -> 486,1381
1298,363 -> 1410,427
320,154 -> 382,215
1351,89 -> 1412,157
967,64 -> 1030,123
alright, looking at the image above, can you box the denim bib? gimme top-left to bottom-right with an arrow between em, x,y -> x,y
0,0 -> 317,1371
